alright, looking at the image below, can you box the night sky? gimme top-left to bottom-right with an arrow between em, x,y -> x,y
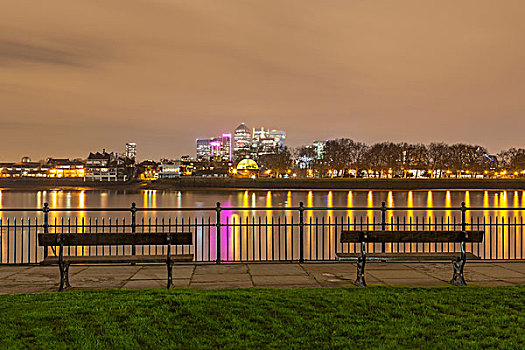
1,1 -> 524,161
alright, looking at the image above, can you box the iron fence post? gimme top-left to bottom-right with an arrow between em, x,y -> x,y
43,202 -> 49,259
299,201 -> 305,263
461,202 -> 466,231
216,202 -> 221,264
131,202 -> 137,256
381,201 -> 386,253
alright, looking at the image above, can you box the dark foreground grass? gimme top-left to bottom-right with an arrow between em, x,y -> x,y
1,287 -> 524,349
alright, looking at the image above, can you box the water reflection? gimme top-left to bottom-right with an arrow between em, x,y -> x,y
0,189 -> 524,262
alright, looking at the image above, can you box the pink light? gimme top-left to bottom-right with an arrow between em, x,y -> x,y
222,133 -> 232,138
210,141 -> 221,147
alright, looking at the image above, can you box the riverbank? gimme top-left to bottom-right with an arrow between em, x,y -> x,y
1,177 -> 525,191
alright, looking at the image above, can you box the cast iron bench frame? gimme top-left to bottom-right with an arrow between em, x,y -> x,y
38,232 -> 193,291
336,230 -> 484,287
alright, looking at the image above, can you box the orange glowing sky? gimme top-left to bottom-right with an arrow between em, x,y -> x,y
1,0 -> 524,160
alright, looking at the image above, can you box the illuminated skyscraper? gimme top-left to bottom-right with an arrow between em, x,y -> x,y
222,133 -> 232,161
125,142 -> 137,161
233,123 -> 252,158
196,139 -> 211,159
197,135 -> 232,161
210,138 -> 222,158
252,127 -> 286,157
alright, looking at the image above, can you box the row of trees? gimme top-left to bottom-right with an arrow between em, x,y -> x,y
257,139 -> 525,177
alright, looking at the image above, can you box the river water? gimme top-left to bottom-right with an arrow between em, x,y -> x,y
0,188 -> 524,211
0,189 -> 524,263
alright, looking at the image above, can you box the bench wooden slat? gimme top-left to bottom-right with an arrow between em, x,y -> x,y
336,252 -> 480,261
41,254 -> 194,265
38,232 -> 192,246
340,230 -> 484,243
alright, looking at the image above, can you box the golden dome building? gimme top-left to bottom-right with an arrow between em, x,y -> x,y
232,159 -> 259,178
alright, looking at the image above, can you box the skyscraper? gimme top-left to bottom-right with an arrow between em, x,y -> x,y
222,133 -> 232,161
252,127 -> 286,157
125,142 -> 137,161
196,139 -> 212,159
197,135 -> 232,161
233,123 -> 252,158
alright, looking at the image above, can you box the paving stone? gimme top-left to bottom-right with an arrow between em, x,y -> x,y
122,279 -> 164,289
468,266 -> 525,279
192,273 -> 251,283
190,281 -> 253,289
0,262 -> 524,293
0,266 -> 32,279
365,263 -> 414,270
0,284 -> 56,294
496,263 -> 525,274
405,263 -> 455,281
336,272 -> 382,283
258,284 -> 322,289
76,266 -> 141,275
248,264 -> 306,276
252,275 -> 318,286
367,269 -> 429,279
494,263 -> 525,275
462,271 -> 495,282
132,266 -> 194,280
469,281 -> 517,286
380,278 -> 448,287
194,264 -> 247,275
502,278 -> 525,285
301,263 -> 356,273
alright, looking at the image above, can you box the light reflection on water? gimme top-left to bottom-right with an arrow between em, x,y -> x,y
1,189 -> 524,262
0,189 -> 524,220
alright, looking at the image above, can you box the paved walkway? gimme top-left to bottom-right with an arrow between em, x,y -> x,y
1,262 -> 524,294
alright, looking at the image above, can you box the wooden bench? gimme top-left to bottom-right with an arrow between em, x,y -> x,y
38,232 -> 193,291
336,230 -> 484,287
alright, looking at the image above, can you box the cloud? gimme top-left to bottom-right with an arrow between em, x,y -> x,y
0,39 -> 110,67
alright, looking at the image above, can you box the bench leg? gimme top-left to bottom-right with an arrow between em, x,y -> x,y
58,261 -> 65,292
167,261 -> 173,289
64,263 -> 71,288
58,261 -> 71,291
355,256 -> 367,287
450,256 -> 467,287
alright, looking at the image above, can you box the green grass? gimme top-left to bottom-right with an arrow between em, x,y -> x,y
1,287 -> 524,349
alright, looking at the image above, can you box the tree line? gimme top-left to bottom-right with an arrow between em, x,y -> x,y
258,139 -> 525,177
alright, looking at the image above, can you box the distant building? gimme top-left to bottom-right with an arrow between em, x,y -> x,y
233,123 -> 252,158
0,157 -> 45,177
84,149 -> 128,181
125,142 -> 137,161
221,133 -> 232,161
232,158 -> 259,178
138,160 -> 159,180
196,139 -> 211,159
47,158 -> 85,177
156,160 -> 182,179
312,141 -> 325,159
210,137 -> 223,158
197,135 -> 232,161
251,127 -> 286,157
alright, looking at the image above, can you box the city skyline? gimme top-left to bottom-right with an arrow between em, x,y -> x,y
2,1 -> 525,160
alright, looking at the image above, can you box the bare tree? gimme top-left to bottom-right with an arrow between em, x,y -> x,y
258,147 -> 293,177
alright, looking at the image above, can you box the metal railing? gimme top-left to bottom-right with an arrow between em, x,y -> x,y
0,202 -> 524,264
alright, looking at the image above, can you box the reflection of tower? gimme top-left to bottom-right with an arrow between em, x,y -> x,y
125,142 -> 137,160
233,123 -> 252,158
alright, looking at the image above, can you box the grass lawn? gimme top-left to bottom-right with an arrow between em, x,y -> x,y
0,287 -> 524,349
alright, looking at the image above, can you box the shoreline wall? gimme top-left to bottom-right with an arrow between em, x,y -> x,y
1,177 -> 525,191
